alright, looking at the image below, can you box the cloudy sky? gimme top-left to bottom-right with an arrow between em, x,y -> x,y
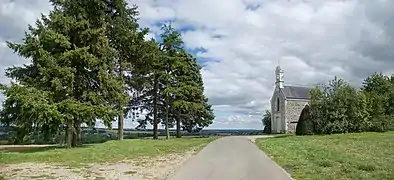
0,0 -> 393,129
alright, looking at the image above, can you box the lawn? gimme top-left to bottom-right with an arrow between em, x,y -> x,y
256,132 -> 394,180
0,137 -> 215,166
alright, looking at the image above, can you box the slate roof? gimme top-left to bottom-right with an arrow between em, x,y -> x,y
282,85 -> 311,100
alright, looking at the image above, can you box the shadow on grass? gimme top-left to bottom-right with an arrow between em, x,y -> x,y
282,164 -> 295,174
0,144 -> 94,153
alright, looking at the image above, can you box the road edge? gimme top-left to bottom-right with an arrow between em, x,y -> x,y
165,137 -> 223,179
248,136 -> 295,180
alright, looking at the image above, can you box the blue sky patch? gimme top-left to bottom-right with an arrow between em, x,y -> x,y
188,47 -> 207,55
178,24 -> 196,32
197,57 -> 221,66
245,3 -> 261,11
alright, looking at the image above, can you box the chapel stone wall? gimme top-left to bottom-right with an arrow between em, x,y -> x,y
285,99 -> 309,133
271,89 -> 286,133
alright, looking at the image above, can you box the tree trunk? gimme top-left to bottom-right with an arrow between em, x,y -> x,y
66,121 -> 73,149
118,112 -> 124,140
71,130 -> 78,147
72,120 -> 81,147
176,111 -> 181,138
64,126 -> 68,145
118,64 -> 124,141
165,94 -> 170,139
71,76 -> 82,147
153,74 -> 159,140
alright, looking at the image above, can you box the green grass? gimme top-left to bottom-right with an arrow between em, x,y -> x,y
0,137 -> 215,167
256,132 -> 394,180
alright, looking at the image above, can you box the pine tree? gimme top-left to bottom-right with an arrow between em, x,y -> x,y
105,0 -> 149,140
131,24 -> 214,138
175,54 -> 214,135
162,39 -> 214,136
132,24 -> 186,139
129,38 -> 163,139
159,24 -> 187,139
0,0 -> 123,147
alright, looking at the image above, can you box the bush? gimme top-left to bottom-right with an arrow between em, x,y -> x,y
308,75 -> 394,135
296,105 -> 314,135
262,110 -> 271,134
81,134 -> 115,144
368,115 -> 394,132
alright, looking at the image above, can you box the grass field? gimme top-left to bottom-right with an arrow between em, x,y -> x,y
0,137 -> 215,167
256,132 -> 394,180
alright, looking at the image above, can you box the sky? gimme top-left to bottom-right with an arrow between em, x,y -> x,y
0,0 -> 394,130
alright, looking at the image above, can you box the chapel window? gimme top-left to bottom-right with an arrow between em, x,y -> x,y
277,98 -> 280,111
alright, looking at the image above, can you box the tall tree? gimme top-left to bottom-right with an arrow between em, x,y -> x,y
158,24 -> 186,139
157,24 -> 214,138
176,54 -> 214,135
129,38 -> 163,139
132,24 -> 214,138
105,0 -> 148,140
0,0 -> 123,147
132,24 -> 190,139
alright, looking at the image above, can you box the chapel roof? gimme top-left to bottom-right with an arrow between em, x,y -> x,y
282,85 -> 311,100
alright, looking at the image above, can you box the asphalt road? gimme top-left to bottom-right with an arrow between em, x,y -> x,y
168,136 -> 293,180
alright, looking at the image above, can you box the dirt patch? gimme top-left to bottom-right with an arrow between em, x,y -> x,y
0,145 -> 58,152
1,152 -> 194,180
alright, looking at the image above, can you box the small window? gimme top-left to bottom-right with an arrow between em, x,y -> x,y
276,98 -> 280,111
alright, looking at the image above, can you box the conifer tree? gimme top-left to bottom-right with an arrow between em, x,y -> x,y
159,25 -> 214,137
132,24 -> 214,138
0,0 -> 123,147
159,24 -> 187,139
129,39 -> 163,139
175,55 -> 214,136
105,0 -> 149,140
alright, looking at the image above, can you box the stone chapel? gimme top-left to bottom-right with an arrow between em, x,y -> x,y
270,64 -> 311,133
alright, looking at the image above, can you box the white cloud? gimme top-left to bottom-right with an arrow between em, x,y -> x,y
143,32 -> 155,41
1,0 -> 394,129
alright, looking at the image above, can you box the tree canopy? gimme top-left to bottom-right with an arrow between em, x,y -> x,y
297,74 -> 394,135
0,0 -> 214,146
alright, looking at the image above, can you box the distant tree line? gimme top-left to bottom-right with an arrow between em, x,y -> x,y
0,0 -> 214,148
0,128 -> 264,145
262,73 -> 394,135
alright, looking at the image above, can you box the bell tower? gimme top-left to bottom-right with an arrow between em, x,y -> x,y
275,61 -> 284,89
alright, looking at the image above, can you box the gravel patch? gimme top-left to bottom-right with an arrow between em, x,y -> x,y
1,151 -> 194,180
